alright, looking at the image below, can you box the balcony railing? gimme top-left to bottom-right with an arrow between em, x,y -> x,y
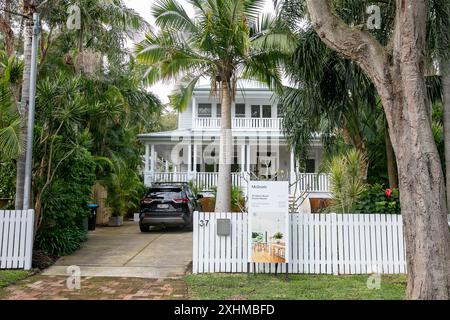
194,117 -> 283,130
144,172 -> 330,195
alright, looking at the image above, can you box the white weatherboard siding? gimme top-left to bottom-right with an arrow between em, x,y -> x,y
178,100 -> 193,129
193,212 -> 406,274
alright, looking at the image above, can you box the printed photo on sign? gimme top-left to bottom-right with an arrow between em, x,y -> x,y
248,181 -> 289,263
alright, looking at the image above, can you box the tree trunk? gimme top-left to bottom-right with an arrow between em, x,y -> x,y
306,0 -> 450,299
0,0 -> 14,56
215,80 -> 232,212
442,59 -> 450,220
0,20 -> 14,56
385,119 -> 398,189
15,16 -> 33,210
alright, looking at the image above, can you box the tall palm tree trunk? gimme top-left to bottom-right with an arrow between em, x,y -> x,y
215,80 -> 233,212
15,15 -> 33,210
443,59 -> 450,216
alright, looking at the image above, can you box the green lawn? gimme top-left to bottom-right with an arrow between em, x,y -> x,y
185,274 -> 407,300
0,270 -> 32,289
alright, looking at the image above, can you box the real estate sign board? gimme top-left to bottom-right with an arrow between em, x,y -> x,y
248,181 -> 289,263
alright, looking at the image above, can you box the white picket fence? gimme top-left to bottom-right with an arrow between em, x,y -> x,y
0,210 -> 35,270
193,212 -> 406,275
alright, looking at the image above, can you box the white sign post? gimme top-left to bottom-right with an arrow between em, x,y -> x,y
248,181 -> 289,265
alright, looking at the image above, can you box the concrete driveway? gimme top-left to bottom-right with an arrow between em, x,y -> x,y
43,222 -> 193,279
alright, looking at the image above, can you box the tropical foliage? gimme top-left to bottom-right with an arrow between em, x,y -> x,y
0,1 -> 163,256
353,184 -> 401,215
326,149 -> 366,213
277,0 -> 449,192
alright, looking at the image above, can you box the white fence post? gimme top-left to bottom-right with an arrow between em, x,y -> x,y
192,211 -> 199,274
24,210 -> 35,270
330,213 -> 339,275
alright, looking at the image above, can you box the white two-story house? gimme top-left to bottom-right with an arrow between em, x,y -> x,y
138,81 -> 331,205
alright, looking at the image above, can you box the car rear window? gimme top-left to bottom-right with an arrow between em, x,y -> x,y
146,188 -> 184,199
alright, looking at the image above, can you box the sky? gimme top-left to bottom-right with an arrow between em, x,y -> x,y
123,0 -> 276,104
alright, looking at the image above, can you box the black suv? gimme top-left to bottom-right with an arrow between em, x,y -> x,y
139,183 -> 202,232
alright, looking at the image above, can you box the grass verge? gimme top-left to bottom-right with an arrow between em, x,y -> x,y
185,273 -> 406,300
0,270 -> 32,289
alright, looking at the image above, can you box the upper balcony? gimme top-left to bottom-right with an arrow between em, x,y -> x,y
194,117 -> 283,130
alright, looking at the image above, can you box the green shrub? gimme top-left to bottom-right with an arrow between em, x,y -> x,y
353,184 -> 400,214
211,185 -> 246,212
102,158 -> 145,217
326,149 -> 366,213
39,149 -> 96,227
35,148 -> 96,256
0,160 -> 16,209
34,226 -> 87,256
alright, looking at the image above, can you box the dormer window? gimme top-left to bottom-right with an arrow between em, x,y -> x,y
198,103 -> 212,118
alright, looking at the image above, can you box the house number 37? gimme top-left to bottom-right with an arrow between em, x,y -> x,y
199,220 -> 209,227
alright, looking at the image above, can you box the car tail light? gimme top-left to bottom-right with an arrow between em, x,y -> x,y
173,198 -> 189,204
141,198 -> 153,204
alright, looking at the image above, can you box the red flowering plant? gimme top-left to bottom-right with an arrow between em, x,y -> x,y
353,184 -> 400,214
385,189 -> 393,198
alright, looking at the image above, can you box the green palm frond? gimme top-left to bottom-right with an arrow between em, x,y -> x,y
169,75 -> 202,111
153,0 -> 198,32
243,0 -> 267,19
0,118 -> 23,160
0,63 -> 23,160
137,0 -> 287,111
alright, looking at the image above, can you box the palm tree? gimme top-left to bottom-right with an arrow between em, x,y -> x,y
280,26 -> 380,182
136,0 -> 290,212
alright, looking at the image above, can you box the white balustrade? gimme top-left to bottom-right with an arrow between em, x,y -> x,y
194,117 -> 283,130
145,172 -> 330,194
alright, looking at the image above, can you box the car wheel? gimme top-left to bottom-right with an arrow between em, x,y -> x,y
140,225 -> 150,233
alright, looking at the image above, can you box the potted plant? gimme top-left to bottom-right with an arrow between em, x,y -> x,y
103,161 -> 145,227
107,191 -> 125,227
273,232 -> 283,244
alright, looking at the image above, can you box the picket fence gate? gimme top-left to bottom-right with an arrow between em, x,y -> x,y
193,212 -> 406,275
0,210 -> 35,270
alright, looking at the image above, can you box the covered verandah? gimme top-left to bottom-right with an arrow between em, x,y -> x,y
138,130 -> 330,198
